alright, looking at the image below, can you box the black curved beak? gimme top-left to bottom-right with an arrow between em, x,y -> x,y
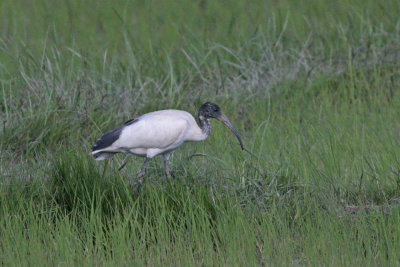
216,113 -> 245,150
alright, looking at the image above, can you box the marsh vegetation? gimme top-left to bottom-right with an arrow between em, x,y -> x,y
1,0 -> 400,265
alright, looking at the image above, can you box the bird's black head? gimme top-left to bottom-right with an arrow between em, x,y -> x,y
198,102 -> 245,150
199,102 -> 221,119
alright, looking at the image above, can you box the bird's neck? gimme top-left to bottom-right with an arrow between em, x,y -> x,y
198,115 -> 211,140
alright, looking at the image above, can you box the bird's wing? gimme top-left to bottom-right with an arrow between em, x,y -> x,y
92,125 -> 125,152
113,111 -> 190,150
92,117 -> 141,152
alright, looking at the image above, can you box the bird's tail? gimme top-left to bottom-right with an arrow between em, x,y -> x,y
92,151 -> 116,161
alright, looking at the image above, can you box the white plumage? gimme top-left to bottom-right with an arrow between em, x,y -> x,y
91,102 -> 244,184
93,110 -> 206,158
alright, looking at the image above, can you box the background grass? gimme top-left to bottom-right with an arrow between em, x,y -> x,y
1,0 -> 400,265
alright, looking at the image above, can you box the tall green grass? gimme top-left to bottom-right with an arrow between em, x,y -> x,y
1,0 -> 400,265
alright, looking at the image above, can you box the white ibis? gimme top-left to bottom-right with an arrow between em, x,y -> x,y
91,102 -> 244,184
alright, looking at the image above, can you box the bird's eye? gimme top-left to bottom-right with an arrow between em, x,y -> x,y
213,108 -> 218,112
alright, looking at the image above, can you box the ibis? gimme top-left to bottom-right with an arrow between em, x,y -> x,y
91,102 -> 244,184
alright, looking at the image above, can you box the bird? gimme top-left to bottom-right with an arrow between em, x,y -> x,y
91,102 -> 244,184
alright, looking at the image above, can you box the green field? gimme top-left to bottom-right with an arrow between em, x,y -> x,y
1,0 -> 400,265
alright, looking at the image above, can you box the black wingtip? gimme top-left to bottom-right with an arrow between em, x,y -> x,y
92,126 -> 124,152
92,118 -> 140,152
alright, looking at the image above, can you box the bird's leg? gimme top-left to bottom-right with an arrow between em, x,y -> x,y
135,157 -> 151,184
118,160 -> 128,171
163,153 -> 172,179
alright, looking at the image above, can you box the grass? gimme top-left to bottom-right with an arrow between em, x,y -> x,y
1,0 -> 400,265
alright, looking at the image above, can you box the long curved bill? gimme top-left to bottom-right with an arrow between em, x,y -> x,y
216,113 -> 245,150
